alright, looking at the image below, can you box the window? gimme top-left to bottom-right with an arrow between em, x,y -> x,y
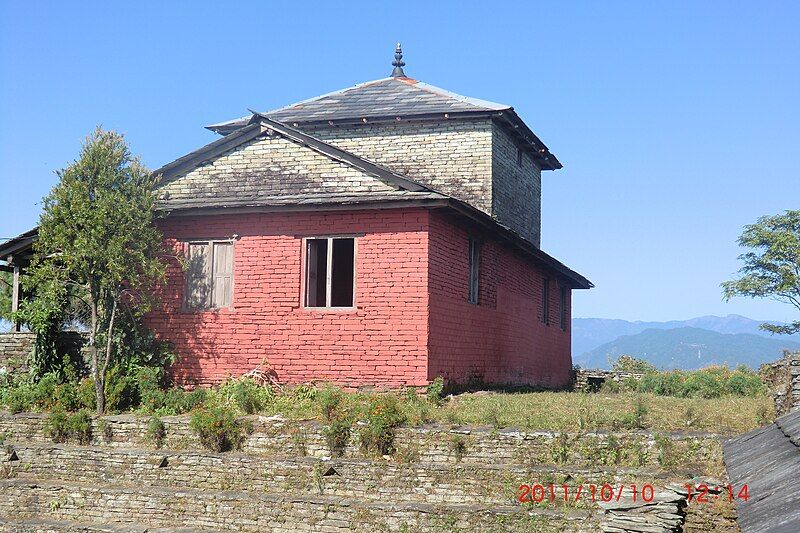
185,240 -> 233,310
304,237 -> 356,308
560,286 -> 569,331
541,278 -> 550,325
468,239 -> 480,304
516,147 -> 523,166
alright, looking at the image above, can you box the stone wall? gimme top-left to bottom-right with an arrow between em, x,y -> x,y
156,130 -> 396,205
304,119 -> 543,246
491,123 -> 542,247
0,412 -> 725,475
573,369 -> 645,392
303,120 -> 494,214
761,350 -> 800,415
0,333 -> 34,376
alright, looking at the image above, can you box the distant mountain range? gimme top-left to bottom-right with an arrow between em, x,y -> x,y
573,315 -> 800,370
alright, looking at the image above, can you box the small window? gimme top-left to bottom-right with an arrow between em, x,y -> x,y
468,239 -> 480,304
305,237 -> 356,308
185,240 -> 233,310
560,286 -> 569,331
516,147 -> 523,166
541,278 -> 550,325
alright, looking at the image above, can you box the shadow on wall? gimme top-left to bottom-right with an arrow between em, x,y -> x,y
146,250 -> 241,389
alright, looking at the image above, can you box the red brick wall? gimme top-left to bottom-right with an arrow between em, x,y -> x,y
427,210 -> 572,388
147,209 -> 430,387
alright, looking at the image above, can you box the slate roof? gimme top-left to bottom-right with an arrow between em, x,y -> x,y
205,76 -> 561,170
206,77 -> 510,133
723,409 -> 800,533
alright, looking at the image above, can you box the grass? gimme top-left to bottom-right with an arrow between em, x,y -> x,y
177,386 -> 770,435
428,391 -> 772,434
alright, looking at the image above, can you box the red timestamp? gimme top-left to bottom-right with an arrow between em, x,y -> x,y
517,483 -> 750,504
687,483 -> 749,503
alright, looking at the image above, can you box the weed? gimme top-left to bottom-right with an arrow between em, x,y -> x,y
190,407 -> 252,452
359,394 -> 406,456
447,434 -> 468,462
96,419 -> 113,444
147,416 -> 167,449
46,410 -> 92,444
426,377 -> 445,405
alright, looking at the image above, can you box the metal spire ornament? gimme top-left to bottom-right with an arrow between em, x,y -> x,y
391,43 -> 406,77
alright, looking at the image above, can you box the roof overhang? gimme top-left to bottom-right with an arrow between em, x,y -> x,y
162,197 -> 591,290
207,110 -> 561,170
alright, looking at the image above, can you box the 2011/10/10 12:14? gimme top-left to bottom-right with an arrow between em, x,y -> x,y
517,483 -> 750,504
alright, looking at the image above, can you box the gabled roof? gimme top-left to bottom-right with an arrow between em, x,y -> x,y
155,115 -> 429,193
205,77 -> 562,170
153,116 -> 589,289
723,409 -> 800,532
1,116 -> 589,289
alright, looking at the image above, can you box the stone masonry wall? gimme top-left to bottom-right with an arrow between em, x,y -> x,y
0,333 -> 34,376
492,123 -> 542,247
304,120 -> 543,246
303,120 -> 493,213
0,412 -> 725,475
157,131 -> 396,205
761,350 -> 800,415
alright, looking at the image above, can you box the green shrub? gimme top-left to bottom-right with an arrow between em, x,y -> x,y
45,410 -> 70,443
66,410 -> 93,445
725,370 -> 765,396
219,378 -> 273,414
3,384 -> 34,414
147,416 -> 166,448
317,387 -> 351,457
323,418 -> 351,457
45,409 -> 92,444
426,377 -> 445,405
359,395 -> 406,456
612,355 -> 657,374
190,407 -> 252,452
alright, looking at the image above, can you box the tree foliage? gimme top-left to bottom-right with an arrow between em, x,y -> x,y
19,128 -> 167,412
722,210 -> 800,335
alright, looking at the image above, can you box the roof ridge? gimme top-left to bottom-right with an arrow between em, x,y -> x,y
411,80 -> 510,111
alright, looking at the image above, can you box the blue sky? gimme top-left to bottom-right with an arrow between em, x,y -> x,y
1,1 -> 798,322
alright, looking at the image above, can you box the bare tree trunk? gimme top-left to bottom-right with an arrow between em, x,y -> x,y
88,290 -> 104,414
99,297 -> 118,412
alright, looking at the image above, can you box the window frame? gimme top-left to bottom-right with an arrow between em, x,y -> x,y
182,238 -> 235,312
301,235 -> 358,310
468,238 -> 481,305
541,277 -> 550,325
560,285 -> 568,331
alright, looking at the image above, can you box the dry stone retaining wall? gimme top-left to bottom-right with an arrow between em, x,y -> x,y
0,412 -> 724,474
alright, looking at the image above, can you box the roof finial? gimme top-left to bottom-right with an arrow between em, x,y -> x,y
391,43 -> 406,77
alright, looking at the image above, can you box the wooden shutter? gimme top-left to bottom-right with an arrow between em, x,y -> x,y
186,243 -> 211,309
212,242 -> 233,308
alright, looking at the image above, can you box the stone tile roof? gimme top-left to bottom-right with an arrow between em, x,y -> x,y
723,409 -> 800,532
206,77 -> 510,134
158,190 -> 448,211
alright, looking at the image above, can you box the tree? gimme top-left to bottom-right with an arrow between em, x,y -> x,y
722,210 -> 800,335
22,128 -> 166,412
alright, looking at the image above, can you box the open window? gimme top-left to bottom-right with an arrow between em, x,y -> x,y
304,237 -> 356,308
185,240 -> 233,310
